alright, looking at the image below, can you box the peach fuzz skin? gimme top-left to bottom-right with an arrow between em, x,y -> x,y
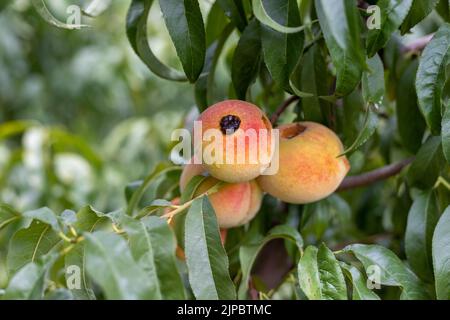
257,122 -> 350,204
198,100 -> 273,183
179,162 -> 263,229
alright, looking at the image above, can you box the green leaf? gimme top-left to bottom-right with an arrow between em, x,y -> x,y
343,244 -> 430,299
443,106 -> 450,164
184,197 -> 236,300
205,1 -> 229,47
405,190 -> 440,282
216,0 -> 247,31
340,106 -> 378,156
416,24 -> 450,134
126,0 -> 187,81
260,0 -> 304,91
291,44 -> 329,122
232,19 -> 262,100
64,206 -> 109,300
315,0 -> 365,96
436,0 -> 450,22
126,163 -> 181,216
23,207 -> 61,232
238,224 -> 303,299
7,220 -> 61,274
135,199 -> 178,219
396,60 -> 426,153
401,0 -> 440,34
84,231 -> 156,300
298,244 -> 347,300
252,0 -> 307,34
340,263 -> 381,300
31,0 -> 89,29
159,0 -> 206,83
3,253 -> 58,300
122,215 -> 186,299
297,246 -> 321,300
432,205 -> 450,299
195,24 -> 234,110
407,136 -> 445,189
362,54 -> 385,105
366,0 -> 413,57
0,204 -> 21,231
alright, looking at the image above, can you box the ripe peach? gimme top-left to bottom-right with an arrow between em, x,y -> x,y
197,100 -> 273,183
257,122 -> 350,204
179,162 -> 263,228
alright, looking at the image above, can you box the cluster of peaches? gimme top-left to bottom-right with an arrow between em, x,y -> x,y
177,100 -> 350,232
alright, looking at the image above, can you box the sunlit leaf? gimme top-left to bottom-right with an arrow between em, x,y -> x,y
185,197 -> 236,300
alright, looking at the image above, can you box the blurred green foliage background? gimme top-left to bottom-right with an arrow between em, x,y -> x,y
0,0 -> 197,213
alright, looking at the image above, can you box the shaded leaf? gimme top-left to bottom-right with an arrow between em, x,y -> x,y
195,24 -> 234,110
216,0 -> 247,31
407,136 -> 445,189
362,54 -> 385,105
436,0 -> 450,22
315,0 -> 365,96
340,106 -> 378,156
366,0 -> 413,57
126,163 -> 181,216
232,19 -> 262,100
238,224 -> 303,299
396,60 -> 426,153
205,1 -> 229,47
290,44 -> 328,122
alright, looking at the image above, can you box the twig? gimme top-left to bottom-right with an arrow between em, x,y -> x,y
401,34 -> 434,54
338,157 -> 415,191
270,96 -> 300,125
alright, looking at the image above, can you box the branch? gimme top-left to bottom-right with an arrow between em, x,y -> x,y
270,96 -> 299,125
337,157 -> 415,191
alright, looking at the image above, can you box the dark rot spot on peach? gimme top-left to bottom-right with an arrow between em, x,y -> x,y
281,123 -> 307,139
220,115 -> 241,135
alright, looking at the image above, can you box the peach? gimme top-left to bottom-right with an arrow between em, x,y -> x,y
257,122 -> 350,204
197,100 -> 273,183
179,162 -> 263,228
